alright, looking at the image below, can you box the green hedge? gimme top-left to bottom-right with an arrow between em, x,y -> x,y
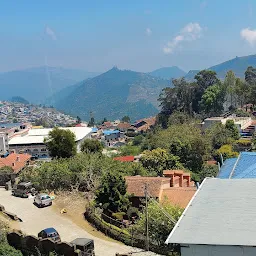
84,207 -> 177,256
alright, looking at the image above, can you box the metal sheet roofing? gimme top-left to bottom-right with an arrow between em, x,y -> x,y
218,152 -> 256,179
166,178 -> 256,246
9,127 -> 92,145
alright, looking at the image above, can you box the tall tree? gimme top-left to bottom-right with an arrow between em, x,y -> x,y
245,66 -> 256,106
234,78 -> 250,108
200,83 -> 225,116
193,70 -> 219,113
95,171 -> 130,213
76,116 -> 81,124
225,120 -> 240,140
44,127 -> 77,158
224,70 -> 236,109
140,148 -> 184,176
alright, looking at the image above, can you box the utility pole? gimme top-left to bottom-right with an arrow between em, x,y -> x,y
144,183 -> 149,251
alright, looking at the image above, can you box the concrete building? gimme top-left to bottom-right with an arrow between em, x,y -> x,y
8,127 -> 92,158
166,178 -> 256,256
0,123 -> 31,155
202,116 -> 252,132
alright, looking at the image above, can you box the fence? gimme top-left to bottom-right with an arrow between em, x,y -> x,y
84,207 -> 177,256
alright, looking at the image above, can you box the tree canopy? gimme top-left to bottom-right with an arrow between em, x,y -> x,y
95,171 -> 130,213
81,139 -> 103,153
44,127 -> 77,158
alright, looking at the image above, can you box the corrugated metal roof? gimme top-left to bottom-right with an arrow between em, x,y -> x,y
217,158 -> 237,178
166,178 -> 256,246
218,152 -> 256,179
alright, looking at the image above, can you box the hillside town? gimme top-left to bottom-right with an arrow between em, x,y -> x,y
0,101 -> 76,127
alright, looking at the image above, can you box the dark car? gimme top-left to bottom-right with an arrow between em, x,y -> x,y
38,228 -> 61,243
70,238 -> 95,256
12,181 -> 36,198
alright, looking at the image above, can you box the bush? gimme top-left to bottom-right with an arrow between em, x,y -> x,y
0,243 -> 22,256
216,144 -> 239,162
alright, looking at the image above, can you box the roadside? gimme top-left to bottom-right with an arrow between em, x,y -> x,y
52,191 -> 117,243
0,189 -> 160,256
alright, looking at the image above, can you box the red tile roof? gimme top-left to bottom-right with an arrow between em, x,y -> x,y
0,153 -> 31,174
113,156 -> 135,162
125,176 -> 170,197
117,122 -> 131,130
161,187 -> 196,208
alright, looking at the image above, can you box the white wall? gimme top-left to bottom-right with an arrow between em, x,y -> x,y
181,244 -> 256,256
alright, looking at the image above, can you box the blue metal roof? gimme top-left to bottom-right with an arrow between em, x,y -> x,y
218,152 -> 256,179
43,227 -> 58,234
217,158 -> 237,178
91,127 -> 98,133
103,130 -> 120,136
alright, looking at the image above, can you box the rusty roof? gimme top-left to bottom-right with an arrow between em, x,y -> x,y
161,187 -> 196,208
125,176 -> 170,198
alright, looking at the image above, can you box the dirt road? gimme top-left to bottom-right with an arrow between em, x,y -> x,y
0,189 -> 159,256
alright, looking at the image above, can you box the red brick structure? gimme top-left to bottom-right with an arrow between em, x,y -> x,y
125,170 -> 196,208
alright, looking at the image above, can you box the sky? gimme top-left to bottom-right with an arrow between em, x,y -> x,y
1,0 -> 256,73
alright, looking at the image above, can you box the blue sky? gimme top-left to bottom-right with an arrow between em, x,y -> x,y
1,0 -> 256,73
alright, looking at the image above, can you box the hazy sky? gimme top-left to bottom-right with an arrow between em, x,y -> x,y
1,0 -> 256,73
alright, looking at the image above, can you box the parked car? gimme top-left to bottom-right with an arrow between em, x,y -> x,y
38,228 -> 61,242
70,238 -> 95,256
12,182 -> 36,198
34,193 -> 52,207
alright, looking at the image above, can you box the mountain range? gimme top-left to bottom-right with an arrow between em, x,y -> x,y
0,66 -> 100,103
1,54 -> 256,121
54,67 -> 170,121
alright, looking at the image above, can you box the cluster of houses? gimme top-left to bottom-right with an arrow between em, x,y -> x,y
91,116 -> 156,148
0,101 -> 76,126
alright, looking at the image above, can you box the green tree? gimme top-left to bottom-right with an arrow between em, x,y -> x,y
132,199 -> 183,247
140,148 -> 184,176
119,145 -> 141,156
95,171 -> 130,213
76,116 -> 81,124
216,144 -> 239,161
44,127 -> 77,158
88,117 -> 95,127
245,66 -> 256,106
200,83 -> 225,115
225,120 -> 240,140
193,70 -> 219,113
81,139 -> 103,153
149,124 -> 209,172
198,164 -> 219,182
206,123 -> 233,150
234,78 -> 250,108
0,243 -> 22,256
132,135 -> 144,146
224,70 -> 236,109
121,116 -> 131,123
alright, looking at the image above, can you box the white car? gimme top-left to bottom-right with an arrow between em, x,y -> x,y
34,193 -> 52,207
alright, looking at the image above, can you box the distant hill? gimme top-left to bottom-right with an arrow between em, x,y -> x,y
208,55 -> 256,79
184,55 -> 256,80
149,66 -> 186,80
10,96 -> 29,105
0,66 -> 100,104
54,67 -> 170,121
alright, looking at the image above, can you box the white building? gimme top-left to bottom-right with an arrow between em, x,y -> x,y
166,178 -> 256,256
8,127 -> 92,158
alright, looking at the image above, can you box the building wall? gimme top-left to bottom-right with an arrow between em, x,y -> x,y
9,144 -> 49,158
181,244 -> 256,256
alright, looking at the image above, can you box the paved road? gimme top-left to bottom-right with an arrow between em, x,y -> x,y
0,189 -> 159,256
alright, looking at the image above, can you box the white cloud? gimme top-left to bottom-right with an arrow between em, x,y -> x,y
45,26 -> 57,40
241,28 -> 256,46
146,28 -> 152,36
163,22 -> 202,54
